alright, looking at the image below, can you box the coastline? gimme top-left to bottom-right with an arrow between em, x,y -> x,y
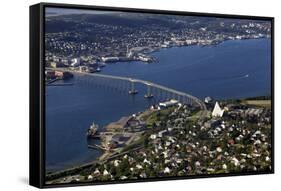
45,38 -> 271,179
100,36 -> 270,65
46,95 -> 271,183
46,107 -> 155,180
46,141 -> 145,182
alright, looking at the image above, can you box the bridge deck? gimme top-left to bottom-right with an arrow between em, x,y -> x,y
46,67 -> 207,111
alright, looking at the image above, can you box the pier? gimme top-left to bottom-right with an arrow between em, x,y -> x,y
47,83 -> 74,86
87,144 -> 106,151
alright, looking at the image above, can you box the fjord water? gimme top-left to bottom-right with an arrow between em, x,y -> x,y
45,38 -> 271,172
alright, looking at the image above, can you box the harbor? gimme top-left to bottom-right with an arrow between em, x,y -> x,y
85,110 -> 151,153
45,38 -> 271,172
45,70 -> 74,86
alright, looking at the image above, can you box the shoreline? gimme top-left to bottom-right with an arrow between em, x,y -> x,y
99,36 -> 270,65
46,95 -> 271,182
46,107 -> 155,179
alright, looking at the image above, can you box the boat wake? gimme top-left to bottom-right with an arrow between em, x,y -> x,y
236,74 -> 249,79
185,73 -> 250,84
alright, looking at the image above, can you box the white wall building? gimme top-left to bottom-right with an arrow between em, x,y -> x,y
212,102 -> 224,117
71,58 -> 81,67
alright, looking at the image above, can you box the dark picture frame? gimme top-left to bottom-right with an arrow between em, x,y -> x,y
30,2 -> 274,188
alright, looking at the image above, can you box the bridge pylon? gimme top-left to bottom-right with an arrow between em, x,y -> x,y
128,79 -> 138,95
144,83 -> 153,98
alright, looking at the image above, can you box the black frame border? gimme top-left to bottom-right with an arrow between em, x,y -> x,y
29,2 -> 274,189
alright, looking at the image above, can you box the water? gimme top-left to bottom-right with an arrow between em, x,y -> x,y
45,38 -> 271,172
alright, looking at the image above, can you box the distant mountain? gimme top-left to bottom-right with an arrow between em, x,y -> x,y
45,12 -> 189,33
45,12 -> 270,34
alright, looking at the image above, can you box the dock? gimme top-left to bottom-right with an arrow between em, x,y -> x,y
87,144 -> 106,151
46,78 -> 60,85
47,83 -> 74,86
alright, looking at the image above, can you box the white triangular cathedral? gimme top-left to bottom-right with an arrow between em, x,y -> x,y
212,102 -> 224,117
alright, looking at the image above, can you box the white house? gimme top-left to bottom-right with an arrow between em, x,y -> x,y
159,99 -> 178,108
71,58 -> 80,67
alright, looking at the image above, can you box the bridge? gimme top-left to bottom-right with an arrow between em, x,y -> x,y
47,68 -> 207,112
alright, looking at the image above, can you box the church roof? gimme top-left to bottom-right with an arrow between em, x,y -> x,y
212,102 -> 224,117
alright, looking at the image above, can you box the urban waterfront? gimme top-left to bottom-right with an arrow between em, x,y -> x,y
45,38 -> 271,172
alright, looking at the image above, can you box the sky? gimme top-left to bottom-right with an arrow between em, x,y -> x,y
45,7 -> 115,17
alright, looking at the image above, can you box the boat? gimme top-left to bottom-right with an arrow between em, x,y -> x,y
144,94 -> 154,98
128,90 -> 138,95
96,67 -> 101,72
86,122 -> 99,138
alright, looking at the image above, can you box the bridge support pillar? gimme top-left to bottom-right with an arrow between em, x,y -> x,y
154,88 -> 160,100
177,94 -> 181,103
184,96 -> 188,105
144,84 -> 153,98
128,80 -> 138,95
